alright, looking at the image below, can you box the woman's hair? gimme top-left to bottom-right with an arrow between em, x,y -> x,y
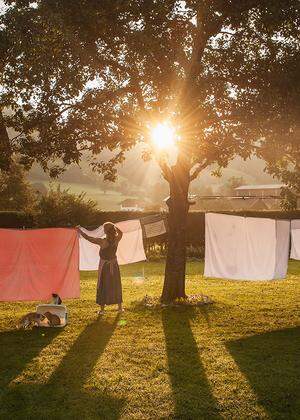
103,222 -> 117,242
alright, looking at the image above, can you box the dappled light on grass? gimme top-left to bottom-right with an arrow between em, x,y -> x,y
162,307 -> 220,418
0,328 -> 61,389
160,304 -> 268,418
0,260 -> 299,418
227,327 -> 300,418
8,323 -> 91,386
195,329 -> 269,418
1,316 -> 125,419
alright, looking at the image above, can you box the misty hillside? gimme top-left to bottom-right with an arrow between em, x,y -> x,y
27,146 -> 278,210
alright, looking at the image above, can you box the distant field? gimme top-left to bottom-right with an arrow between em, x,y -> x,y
31,180 -> 136,210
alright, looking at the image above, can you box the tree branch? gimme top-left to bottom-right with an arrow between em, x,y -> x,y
189,160 -> 208,181
158,156 -> 172,182
130,67 -> 146,111
183,7 -> 231,100
220,30 -> 235,36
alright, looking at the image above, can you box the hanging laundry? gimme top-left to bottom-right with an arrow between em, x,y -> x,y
291,220 -> 300,229
0,228 -> 80,301
140,214 -> 167,238
79,225 -> 104,272
79,219 -> 146,270
204,213 -> 290,280
290,220 -> 300,260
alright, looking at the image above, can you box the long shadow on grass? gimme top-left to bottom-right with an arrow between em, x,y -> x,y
162,307 -> 220,419
288,260 -> 300,276
226,326 -> 300,419
0,327 -> 61,390
0,316 -> 125,419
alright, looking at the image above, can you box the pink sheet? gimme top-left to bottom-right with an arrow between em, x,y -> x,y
0,228 -> 80,301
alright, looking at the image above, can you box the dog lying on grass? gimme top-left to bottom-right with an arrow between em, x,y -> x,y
17,312 -> 46,329
44,311 -> 61,327
18,311 -> 61,328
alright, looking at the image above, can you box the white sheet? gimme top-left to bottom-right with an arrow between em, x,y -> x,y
274,220 -> 291,277
204,213 -> 290,280
205,213 -> 246,280
291,220 -> 300,230
244,217 -> 276,280
291,229 -> 300,260
79,219 -> 146,270
291,220 -> 300,260
79,226 -> 104,271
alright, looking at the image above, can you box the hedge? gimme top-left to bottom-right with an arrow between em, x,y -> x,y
0,211 -> 36,228
1,209 -> 299,248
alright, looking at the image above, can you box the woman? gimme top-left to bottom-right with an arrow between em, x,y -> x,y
78,222 -> 123,315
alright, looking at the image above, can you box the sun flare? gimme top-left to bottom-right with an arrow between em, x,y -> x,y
151,122 -> 176,150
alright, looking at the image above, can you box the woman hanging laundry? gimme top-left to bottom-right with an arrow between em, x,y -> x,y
78,223 -> 124,315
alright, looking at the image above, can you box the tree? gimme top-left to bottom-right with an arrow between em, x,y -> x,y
32,182 -> 48,196
0,162 -> 37,212
1,1 -> 299,302
37,185 -> 99,227
149,182 -> 169,204
220,176 -> 245,196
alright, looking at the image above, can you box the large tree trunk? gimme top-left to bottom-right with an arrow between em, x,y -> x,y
161,164 -> 190,303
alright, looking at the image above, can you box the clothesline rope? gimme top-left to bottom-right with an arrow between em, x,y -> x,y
196,195 -> 284,200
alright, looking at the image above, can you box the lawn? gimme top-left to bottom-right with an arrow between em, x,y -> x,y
0,260 -> 299,419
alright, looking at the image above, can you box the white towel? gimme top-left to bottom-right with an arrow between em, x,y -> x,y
204,213 -> 290,280
291,229 -> 300,260
79,219 -> 146,270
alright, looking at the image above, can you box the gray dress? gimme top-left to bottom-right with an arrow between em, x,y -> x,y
96,240 -> 122,306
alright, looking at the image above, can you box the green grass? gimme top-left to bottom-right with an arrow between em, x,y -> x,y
0,260 -> 300,419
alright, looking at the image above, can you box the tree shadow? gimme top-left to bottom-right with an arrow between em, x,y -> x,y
288,260 -> 300,276
129,297 -> 226,335
226,326 -> 300,419
196,303 -> 215,328
1,316 -> 125,419
0,327 -> 61,389
162,307 -> 220,419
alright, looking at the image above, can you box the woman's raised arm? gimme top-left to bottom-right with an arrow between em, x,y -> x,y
77,228 -> 103,245
114,225 -> 123,242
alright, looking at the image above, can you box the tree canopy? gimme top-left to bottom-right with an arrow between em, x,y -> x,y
0,162 -> 36,211
0,0 -> 299,196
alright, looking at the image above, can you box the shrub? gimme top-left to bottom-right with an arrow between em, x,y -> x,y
0,163 -> 37,212
0,211 -> 35,228
36,185 -> 100,227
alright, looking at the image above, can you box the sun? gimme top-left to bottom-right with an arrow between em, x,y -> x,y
151,122 -> 176,150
